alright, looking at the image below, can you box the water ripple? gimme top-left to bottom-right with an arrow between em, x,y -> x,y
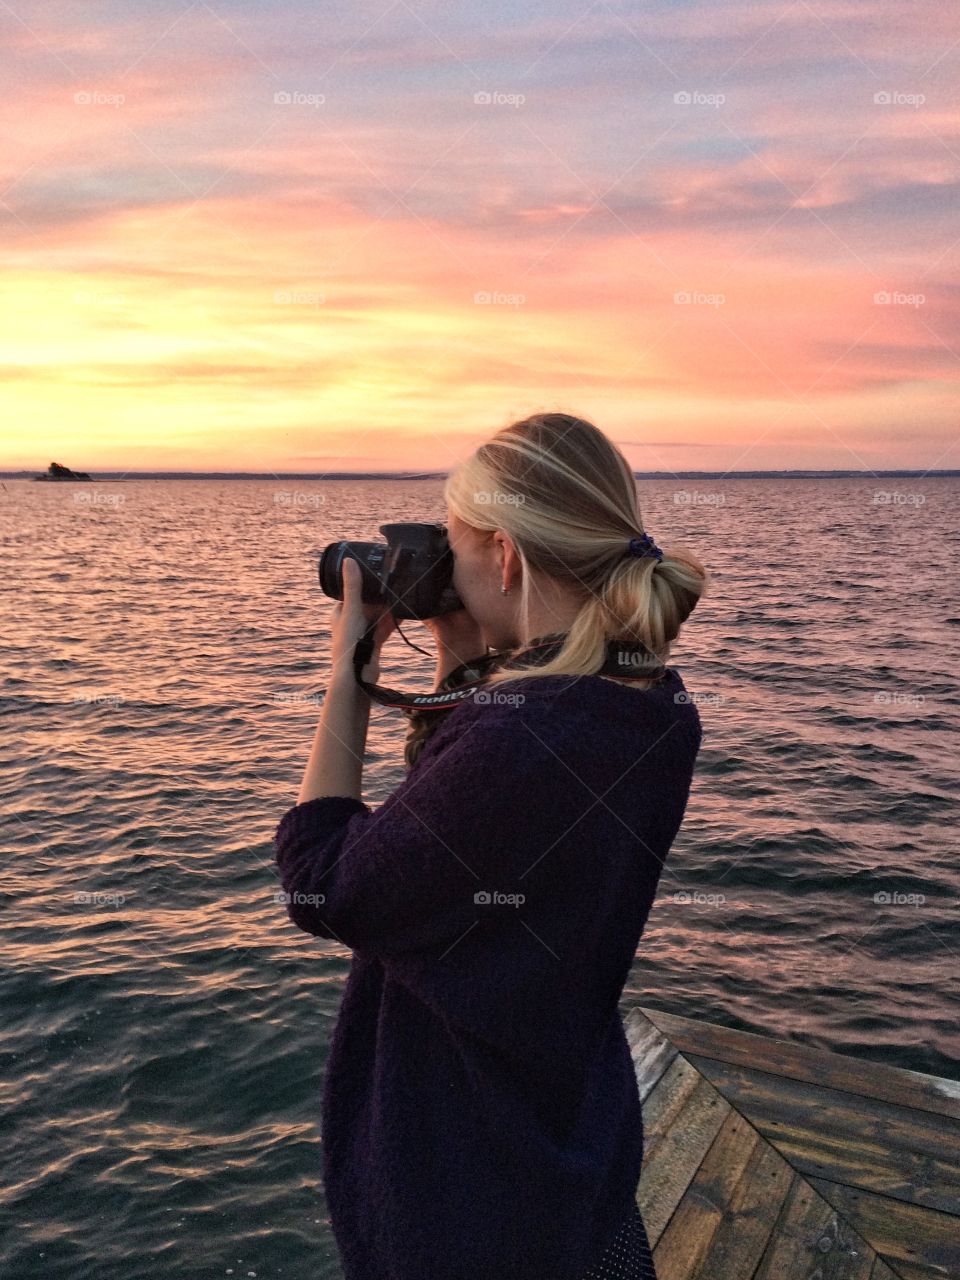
4,476 -> 959,1279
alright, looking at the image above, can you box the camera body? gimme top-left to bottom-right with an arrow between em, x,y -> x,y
318,522 -> 466,621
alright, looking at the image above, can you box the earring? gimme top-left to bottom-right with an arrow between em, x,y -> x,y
500,584 -> 509,595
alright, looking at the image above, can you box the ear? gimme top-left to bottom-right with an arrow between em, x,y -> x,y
493,528 -> 518,570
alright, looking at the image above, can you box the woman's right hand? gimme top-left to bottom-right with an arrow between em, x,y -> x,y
422,609 -> 486,674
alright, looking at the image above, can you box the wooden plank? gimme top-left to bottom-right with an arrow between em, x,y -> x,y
624,1006 -> 677,1103
625,1005 -> 960,1277
638,1006 -> 960,1121
863,1256 -> 951,1280
809,1175 -> 960,1278
641,1054 -> 705,1155
684,1055 -> 960,1216
687,1128 -> 798,1280
638,1071 -> 730,1244
689,1056 -> 960,1166
753,1171 -> 876,1280
869,1258 -> 904,1280
869,1262 -> 950,1280
755,1125 -> 960,1223
652,1107 -> 793,1280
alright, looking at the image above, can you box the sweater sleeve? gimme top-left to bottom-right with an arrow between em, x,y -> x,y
272,701 -> 587,958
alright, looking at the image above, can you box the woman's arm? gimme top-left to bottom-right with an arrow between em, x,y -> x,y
292,567 -> 485,804
295,557 -> 395,806
296,673 -> 374,805
275,697 -> 582,959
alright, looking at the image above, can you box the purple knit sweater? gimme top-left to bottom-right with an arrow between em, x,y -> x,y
273,667 -> 702,1280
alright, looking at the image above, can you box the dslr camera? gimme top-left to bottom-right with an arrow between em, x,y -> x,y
318,522 -> 465,621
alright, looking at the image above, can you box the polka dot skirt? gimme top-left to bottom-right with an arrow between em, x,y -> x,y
577,1200 -> 657,1279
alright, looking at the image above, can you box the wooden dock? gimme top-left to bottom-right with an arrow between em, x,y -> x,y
626,1005 -> 960,1279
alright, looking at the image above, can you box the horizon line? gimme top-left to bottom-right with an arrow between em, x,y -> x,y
4,468 -> 960,480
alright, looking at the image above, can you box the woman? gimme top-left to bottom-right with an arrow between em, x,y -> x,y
274,412 -> 708,1280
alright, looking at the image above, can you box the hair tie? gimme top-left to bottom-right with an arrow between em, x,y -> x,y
627,533 -> 663,562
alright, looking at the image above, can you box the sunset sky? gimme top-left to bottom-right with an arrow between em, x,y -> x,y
1,0 -> 958,474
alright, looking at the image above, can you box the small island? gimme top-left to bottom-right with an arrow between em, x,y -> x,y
34,461 -> 93,481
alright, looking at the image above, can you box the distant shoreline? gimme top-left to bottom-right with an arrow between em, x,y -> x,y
3,470 -> 959,481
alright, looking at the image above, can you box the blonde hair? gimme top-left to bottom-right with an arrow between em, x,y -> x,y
445,411 -> 708,688
402,411 -> 708,769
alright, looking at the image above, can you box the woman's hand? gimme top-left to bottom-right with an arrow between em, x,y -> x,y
424,608 -> 484,656
423,608 -> 486,685
329,557 -> 397,686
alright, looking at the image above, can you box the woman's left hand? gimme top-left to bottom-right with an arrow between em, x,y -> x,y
329,556 -> 397,686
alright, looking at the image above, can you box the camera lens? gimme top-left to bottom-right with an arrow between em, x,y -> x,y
318,541 -> 385,603
317,543 -> 344,599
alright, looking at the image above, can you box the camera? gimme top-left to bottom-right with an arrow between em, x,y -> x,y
318,522 -> 466,621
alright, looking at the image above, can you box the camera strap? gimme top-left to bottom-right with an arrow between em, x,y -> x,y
351,622 -> 667,713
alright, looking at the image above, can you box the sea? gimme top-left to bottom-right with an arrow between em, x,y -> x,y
2,475 -> 958,1280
